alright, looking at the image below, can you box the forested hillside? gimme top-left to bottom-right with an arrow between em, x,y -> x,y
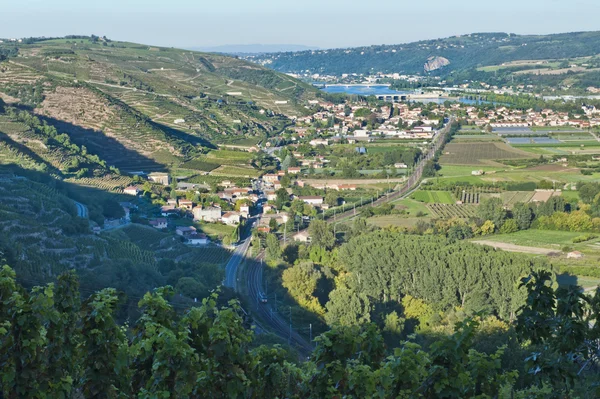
249,31 -> 600,76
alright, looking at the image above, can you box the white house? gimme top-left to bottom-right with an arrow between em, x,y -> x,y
394,163 -> 408,169
193,206 -> 221,222
176,226 -> 197,236
309,139 -> 328,146
263,174 -> 280,183
293,231 -> 311,243
221,212 -> 241,226
149,218 -> 168,229
124,186 -> 140,196
148,172 -> 171,186
298,196 -> 324,206
354,130 -> 370,137
240,205 -> 250,218
188,233 -> 209,245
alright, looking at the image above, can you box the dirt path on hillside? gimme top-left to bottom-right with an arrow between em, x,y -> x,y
473,240 -> 560,255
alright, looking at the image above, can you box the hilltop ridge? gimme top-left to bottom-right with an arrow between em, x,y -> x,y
247,31 -> 600,76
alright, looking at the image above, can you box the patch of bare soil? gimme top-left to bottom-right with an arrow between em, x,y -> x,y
473,240 -> 560,256
35,86 -> 114,132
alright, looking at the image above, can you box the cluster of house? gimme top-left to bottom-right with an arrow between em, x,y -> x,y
463,104 -> 600,128
294,101 -> 440,140
146,218 -> 210,245
154,196 -> 248,226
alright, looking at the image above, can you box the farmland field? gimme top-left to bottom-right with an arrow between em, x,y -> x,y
435,163 -> 600,186
392,198 -> 431,216
210,165 -> 261,177
367,216 -> 431,228
474,229 -> 591,248
411,190 -> 455,204
427,204 -> 478,219
440,142 -> 534,165
206,149 -> 254,163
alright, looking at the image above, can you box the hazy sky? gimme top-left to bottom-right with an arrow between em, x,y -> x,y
2,0 -> 599,49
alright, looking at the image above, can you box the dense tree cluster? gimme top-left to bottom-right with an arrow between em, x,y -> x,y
332,232 -> 550,324
2,264 -> 600,398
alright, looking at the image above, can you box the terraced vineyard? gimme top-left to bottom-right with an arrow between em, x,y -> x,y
0,37 -> 316,176
427,204 -> 479,219
64,175 -> 133,192
114,224 -> 232,266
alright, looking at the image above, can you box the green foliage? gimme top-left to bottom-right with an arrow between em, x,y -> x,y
478,197 -> 507,229
336,232 -> 551,321
308,219 -> 335,250
265,233 -> 281,261
2,263 -> 600,397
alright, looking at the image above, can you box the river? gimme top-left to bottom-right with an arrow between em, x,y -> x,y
319,85 -> 492,105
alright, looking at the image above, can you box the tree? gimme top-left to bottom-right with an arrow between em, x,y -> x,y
324,191 -> 339,207
282,261 -> 325,314
478,197 -> 506,228
513,202 -> 534,230
579,182 -> 600,204
268,217 -> 278,231
275,188 -> 289,209
265,233 -> 281,261
325,287 -> 371,326
422,160 -> 438,177
499,218 -> 519,234
280,173 -> 291,188
308,219 -> 335,250
102,199 -> 125,219
480,220 -> 495,235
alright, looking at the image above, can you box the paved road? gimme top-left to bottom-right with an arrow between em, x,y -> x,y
224,238 -> 252,290
73,201 -> 88,218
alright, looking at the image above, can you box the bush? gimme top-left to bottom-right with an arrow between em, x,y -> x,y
499,219 -> 519,234
572,233 -> 598,243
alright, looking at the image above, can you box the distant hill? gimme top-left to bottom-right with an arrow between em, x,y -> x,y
0,37 -> 317,175
189,44 -> 319,55
247,31 -> 600,76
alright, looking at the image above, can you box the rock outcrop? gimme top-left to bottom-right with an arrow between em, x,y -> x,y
424,56 -> 450,72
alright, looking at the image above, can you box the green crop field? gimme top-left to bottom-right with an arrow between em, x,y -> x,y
206,149 -> 254,163
211,165 -> 260,177
440,142 -> 534,165
392,198 -> 432,216
367,216 -> 431,229
411,190 -> 455,204
477,229 -> 590,248
427,204 -> 478,219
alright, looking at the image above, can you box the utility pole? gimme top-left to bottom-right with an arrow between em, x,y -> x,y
309,323 -> 312,342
